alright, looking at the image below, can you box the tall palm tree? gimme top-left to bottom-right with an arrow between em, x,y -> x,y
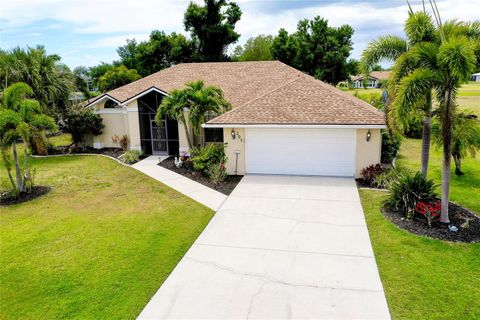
361,10 -> 437,177
0,82 -> 57,192
156,80 -> 231,150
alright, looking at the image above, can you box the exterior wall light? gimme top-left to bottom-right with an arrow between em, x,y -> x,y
366,130 -> 372,142
231,129 -> 236,140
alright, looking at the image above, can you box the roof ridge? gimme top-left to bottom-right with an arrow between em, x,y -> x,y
210,73 -> 305,122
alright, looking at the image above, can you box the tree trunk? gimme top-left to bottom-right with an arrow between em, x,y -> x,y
453,153 -> 463,176
12,143 -> 24,192
440,90 -> 453,223
420,99 -> 432,178
181,114 -> 193,150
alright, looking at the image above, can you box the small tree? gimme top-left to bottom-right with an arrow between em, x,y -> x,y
63,109 -> 104,148
98,65 -> 141,92
0,82 -> 57,193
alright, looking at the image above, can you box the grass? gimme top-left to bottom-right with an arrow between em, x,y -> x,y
360,190 -> 480,320
0,154 -> 214,319
48,133 -> 72,147
458,82 -> 480,116
396,138 -> 480,213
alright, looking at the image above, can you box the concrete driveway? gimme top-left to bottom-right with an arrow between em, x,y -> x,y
138,175 -> 390,319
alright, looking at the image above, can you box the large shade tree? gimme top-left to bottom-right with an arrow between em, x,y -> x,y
156,80 -> 231,150
0,83 -> 57,193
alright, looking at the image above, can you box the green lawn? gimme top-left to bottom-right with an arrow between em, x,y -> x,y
0,155 -> 214,319
458,82 -> 480,116
48,133 -> 73,147
360,190 -> 480,320
396,138 -> 480,213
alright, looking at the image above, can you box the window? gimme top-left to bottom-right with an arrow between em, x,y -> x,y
104,100 -> 119,108
204,111 -> 224,143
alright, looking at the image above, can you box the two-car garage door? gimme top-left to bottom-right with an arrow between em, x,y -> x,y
245,128 -> 356,177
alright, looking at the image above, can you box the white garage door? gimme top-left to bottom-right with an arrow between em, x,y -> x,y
245,128 -> 356,176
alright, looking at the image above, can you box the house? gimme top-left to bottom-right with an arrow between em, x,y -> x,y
472,72 -> 480,82
86,61 -> 385,178
351,71 -> 390,88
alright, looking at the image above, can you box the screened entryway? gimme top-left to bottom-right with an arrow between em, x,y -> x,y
137,91 -> 179,155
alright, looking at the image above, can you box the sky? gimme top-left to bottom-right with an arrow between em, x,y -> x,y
1,0 -> 479,69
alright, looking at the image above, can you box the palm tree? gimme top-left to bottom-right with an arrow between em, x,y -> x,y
156,80 -> 231,150
361,10 -> 437,177
432,110 -> 480,176
0,82 -> 57,192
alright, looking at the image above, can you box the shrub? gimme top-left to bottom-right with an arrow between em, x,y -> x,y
121,150 -> 142,164
373,166 -> 412,189
403,112 -> 423,138
360,164 -> 384,184
381,130 -> 402,164
415,200 -> 441,227
208,162 -> 227,186
63,109 -> 104,147
191,143 -> 226,174
384,172 -> 437,218
112,134 -> 129,151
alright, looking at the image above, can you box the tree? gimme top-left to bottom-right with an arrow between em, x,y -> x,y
361,10 -> 438,178
156,80 -> 231,150
117,31 -> 194,77
271,17 -> 354,85
73,66 -> 92,98
88,63 -> 114,90
433,110 -> 480,176
0,46 -> 74,117
184,0 -> 242,61
0,83 -> 57,193
62,109 -> 104,148
232,35 -> 274,61
98,65 -> 141,92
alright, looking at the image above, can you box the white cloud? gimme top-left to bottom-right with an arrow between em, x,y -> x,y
87,33 -> 150,48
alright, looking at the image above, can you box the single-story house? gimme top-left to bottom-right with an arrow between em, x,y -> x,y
86,61 -> 385,178
472,72 -> 480,82
351,71 -> 390,89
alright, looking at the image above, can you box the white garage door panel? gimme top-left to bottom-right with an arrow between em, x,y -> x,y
245,128 -> 355,176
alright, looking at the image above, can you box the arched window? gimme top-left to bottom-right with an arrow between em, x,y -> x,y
104,99 -> 119,109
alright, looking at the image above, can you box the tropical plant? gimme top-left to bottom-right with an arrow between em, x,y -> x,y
393,5 -> 478,222
156,80 -> 231,150
191,143 -> 226,174
207,162 -> 227,185
374,165 -> 412,189
360,164 -> 385,185
62,109 -> 104,147
0,82 -> 57,193
121,150 -> 143,164
384,171 -> 437,219
432,110 -> 480,176
0,46 -> 74,117
381,130 -> 402,164
361,10 -> 437,178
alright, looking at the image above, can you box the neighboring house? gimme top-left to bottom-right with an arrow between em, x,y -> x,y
86,61 -> 385,178
351,71 -> 390,88
472,72 -> 480,82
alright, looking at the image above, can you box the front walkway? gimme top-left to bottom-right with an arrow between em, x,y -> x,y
138,175 -> 390,319
132,156 -> 227,211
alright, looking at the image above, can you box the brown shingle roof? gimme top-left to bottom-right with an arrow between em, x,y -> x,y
351,71 -> 390,82
90,61 -> 385,126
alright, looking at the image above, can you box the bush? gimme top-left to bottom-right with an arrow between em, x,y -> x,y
381,130 -> 402,164
384,172 -> 437,218
191,144 -> 226,174
360,164 -> 384,184
373,166 -> 412,189
121,150 -> 142,164
208,163 -> 227,186
403,113 -> 423,138
63,109 -> 104,147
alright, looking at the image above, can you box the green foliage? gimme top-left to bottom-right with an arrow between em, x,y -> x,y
360,164 -> 384,185
62,109 -> 104,146
184,0 -> 242,62
0,46 -> 73,117
117,32 -> 194,77
384,171 -> 437,218
121,150 -> 143,164
207,162 -> 227,185
232,35 -> 274,61
191,143 -> 226,174
98,65 -> 141,92
381,130 -> 402,164
402,111 -> 424,138
88,63 -> 114,89
373,165 -> 412,189
271,16 -> 354,85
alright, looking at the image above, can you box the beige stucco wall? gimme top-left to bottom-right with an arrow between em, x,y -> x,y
355,128 -> 382,178
223,128 -> 245,175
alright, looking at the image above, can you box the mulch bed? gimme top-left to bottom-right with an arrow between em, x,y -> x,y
1,186 -> 52,206
159,156 -> 243,195
382,203 -> 480,243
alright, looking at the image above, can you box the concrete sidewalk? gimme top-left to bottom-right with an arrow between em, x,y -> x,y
132,156 -> 227,211
138,175 -> 390,319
